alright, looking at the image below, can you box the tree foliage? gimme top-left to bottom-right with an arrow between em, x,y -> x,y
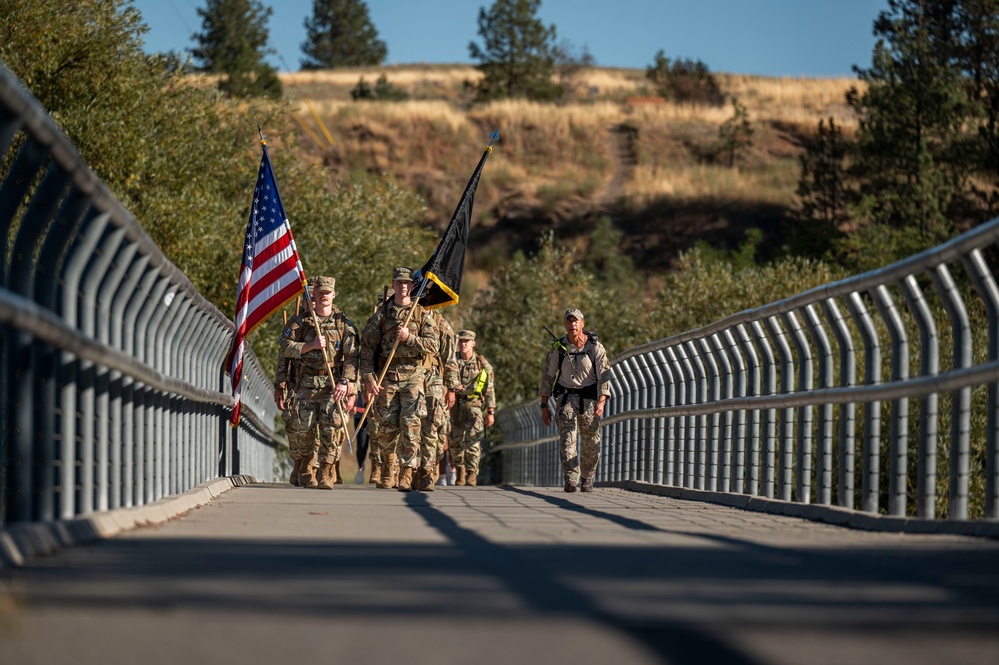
645,51 -> 724,106
468,0 -> 561,102
793,0 -> 999,269
301,0 -> 387,70
351,74 -> 409,101
792,118 -> 851,258
194,0 -> 282,98
717,97 -> 754,167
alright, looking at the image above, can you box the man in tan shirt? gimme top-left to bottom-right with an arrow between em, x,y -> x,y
538,308 -> 610,492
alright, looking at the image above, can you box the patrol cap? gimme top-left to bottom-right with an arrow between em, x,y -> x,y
457,330 -> 476,341
392,266 -> 415,282
314,276 -> 336,292
564,308 -> 584,321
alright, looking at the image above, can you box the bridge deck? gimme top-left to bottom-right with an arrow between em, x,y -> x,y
2,484 -> 998,664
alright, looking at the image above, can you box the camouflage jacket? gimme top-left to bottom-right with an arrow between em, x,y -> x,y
359,299 -> 440,379
280,306 -> 359,385
456,352 -> 496,410
434,311 -> 460,391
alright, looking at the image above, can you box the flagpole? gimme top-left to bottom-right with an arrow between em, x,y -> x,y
259,125 -> 353,454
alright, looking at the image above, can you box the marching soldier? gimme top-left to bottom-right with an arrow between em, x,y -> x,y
273,346 -> 311,486
418,310 -> 459,491
359,267 -> 441,492
280,276 -> 359,490
451,330 -> 495,487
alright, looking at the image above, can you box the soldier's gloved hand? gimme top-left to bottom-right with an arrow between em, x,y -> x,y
333,379 -> 348,402
445,390 -> 456,410
395,326 -> 410,344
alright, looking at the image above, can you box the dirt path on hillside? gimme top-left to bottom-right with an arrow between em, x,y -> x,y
595,123 -> 638,213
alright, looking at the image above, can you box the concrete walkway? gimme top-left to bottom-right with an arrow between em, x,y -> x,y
2,483 -> 998,665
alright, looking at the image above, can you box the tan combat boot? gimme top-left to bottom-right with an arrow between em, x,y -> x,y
317,461 -> 335,490
455,467 -> 466,486
380,453 -> 398,489
334,459 -> 343,484
419,468 -> 435,492
398,467 -> 414,492
466,471 -> 477,487
289,458 -> 303,486
369,461 -> 381,484
300,451 -> 319,489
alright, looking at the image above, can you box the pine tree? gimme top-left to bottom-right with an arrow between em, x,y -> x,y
468,0 -> 560,102
793,118 -> 851,257
717,97 -> 753,167
300,0 -> 387,69
645,51 -> 724,107
847,0 -> 993,238
194,0 -> 282,99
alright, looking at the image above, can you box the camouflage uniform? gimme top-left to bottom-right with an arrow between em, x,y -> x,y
539,309 -> 610,489
281,278 -> 359,485
359,268 -> 440,486
274,346 -> 308,485
419,311 -> 459,488
451,331 -> 495,480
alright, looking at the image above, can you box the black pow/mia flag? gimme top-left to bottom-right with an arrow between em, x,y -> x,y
415,130 -> 499,309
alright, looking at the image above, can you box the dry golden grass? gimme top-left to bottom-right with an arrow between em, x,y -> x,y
300,99 -> 470,132
282,65 -> 481,88
280,66 -> 862,220
626,161 -> 800,207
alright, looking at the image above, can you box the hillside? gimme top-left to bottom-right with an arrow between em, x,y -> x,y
277,65 -> 859,292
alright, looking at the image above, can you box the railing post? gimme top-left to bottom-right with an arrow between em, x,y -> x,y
711,333 -> 735,493
750,320 -> 777,499
845,291 -> 882,515
698,337 -> 722,492
932,264 -> 972,520
724,328 -> 748,494
822,297 -> 857,509
683,341 -> 707,489
871,285 -> 910,517
963,250 -> 999,519
803,304 -> 834,506
736,324 -> 760,496
765,316 -> 795,503
665,346 -> 687,487
783,309 -> 813,504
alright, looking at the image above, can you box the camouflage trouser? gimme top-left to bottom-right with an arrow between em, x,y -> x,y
451,399 -> 484,474
367,418 -> 386,466
284,386 -> 348,464
437,412 -> 451,465
420,373 -> 448,473
372,367 -> 426,469
555,393 -> 601,485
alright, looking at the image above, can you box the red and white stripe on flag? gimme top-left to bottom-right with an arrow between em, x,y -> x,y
226,143 -> 305,426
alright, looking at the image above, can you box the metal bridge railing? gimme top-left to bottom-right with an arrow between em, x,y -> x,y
497,216 -> 999,522
0,65 -> 281,526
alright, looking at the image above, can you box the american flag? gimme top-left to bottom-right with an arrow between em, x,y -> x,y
227,141 -> 306,426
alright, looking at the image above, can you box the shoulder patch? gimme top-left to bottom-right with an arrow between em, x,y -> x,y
282,326 -> 293,339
